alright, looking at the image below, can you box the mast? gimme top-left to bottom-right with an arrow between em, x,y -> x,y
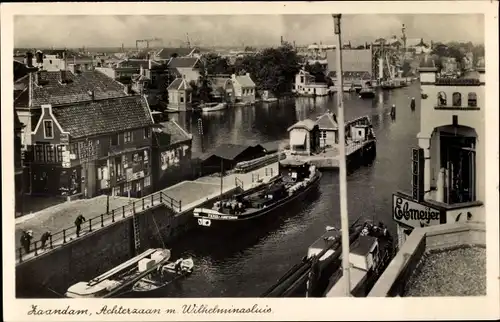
332,14 -> 351,297
220,158 -> 223,201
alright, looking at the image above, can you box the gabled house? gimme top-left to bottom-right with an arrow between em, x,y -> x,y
27,95 -> 155,199
294,69 -> 329,96
231,73 -> 256,104
210,76 -> 235,104
167,76 -> 193,111
167,57 -> 202,83
315,112 -> 339,148
151,120 -> 193,190
287,119 -> 320,156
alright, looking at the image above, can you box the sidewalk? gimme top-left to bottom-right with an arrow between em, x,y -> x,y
15,162 -> 279,264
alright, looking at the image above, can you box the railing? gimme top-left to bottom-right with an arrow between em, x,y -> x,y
16,190 -> 181,264
235,177 -> 244,190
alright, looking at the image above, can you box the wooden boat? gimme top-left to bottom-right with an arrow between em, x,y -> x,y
322,224 -> 395,297
193,161 -> 322,229
262,98 -> 278,103
132,257 -> 194,295
260,220 -> 394,298
65,248 -> 172,298
201,102 -> 227,112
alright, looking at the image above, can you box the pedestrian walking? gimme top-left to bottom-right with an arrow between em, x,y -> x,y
410,97 -> 416,110
75,215 -> 86,237
40,231 -> 52,249
20,230 -> 33,253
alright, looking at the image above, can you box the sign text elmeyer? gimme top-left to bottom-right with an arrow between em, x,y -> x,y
392,193 -> 441,228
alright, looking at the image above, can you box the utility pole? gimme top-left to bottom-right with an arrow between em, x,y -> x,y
332,14 -> 351,297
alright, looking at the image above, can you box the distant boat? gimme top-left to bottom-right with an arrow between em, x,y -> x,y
262,98 -> 278,103
201,102 -> 227,112
164,108 -> 180,114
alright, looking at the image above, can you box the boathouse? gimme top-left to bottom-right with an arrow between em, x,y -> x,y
287,119 -> 320,156
198,143 -> 267,175
316,112 -> 339,148
167,76 -> 193,111
393,56 -> 485,248
151,120 -> 193,191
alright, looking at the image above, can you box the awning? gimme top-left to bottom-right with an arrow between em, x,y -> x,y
290,131 -> 307,146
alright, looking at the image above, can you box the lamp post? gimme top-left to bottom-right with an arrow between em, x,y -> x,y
332,13 -> 351,297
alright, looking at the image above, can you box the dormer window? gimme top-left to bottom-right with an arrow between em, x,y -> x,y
437,91 -> 447,106
43,120 -> 54,139
452,92 -> 462,107
468,92 -> 477,107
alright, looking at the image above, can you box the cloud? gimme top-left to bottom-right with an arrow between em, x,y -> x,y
14,14 -> 484,48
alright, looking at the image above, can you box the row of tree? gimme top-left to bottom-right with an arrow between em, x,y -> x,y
430,42 -> 485,72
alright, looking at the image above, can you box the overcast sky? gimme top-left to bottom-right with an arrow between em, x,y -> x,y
14,14 -> 484,48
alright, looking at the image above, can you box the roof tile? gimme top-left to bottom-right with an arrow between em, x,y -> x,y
52,95 -> 153,139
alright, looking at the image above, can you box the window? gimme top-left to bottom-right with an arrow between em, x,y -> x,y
112,186 -> 121,197
180,96 -> 184,103
43,120 -> 54,138
136,181 -> 142,192
46,145 -> 55,163
144,176 -> 151,187
452,92 -> 462,107
57,145 -> 64,162
111,134 -> 119,146
300,76 -> 304,83
34,145 -> 44,162
467,92 -> 477,107
124,182 -> 131,192
144,127 -> 151,139
69,143 -> 78,159
124,131 -> 132,143
437,92 -> 447,106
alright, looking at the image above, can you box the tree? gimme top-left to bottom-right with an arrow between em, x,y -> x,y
401,61 -> 412,77
191,68 -> 213,103
202,53 -> 230,76
304,61 -> 327,83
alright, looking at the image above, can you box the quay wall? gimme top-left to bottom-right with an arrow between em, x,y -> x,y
16,188 -> 238,298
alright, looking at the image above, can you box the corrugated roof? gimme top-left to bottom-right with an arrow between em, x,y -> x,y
158,120 -> 192,145
287,119 -> 317,132
30,70 -> 128,107
52,95 -> 153,139
234,74 -> 255,88
316,113 -> 338,130
167,57 -> 200,69
326,49 -> 372,74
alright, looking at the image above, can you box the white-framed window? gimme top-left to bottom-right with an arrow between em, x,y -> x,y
43,120 -> 54,139
144,176 -> 151,187
124,131 -> 132,143
45,145 -> 55,163
34,145 -> 44,162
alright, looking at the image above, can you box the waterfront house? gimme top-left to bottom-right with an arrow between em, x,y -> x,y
294,69 -> 329,96
167,57 -> 202,83
151,121 -> 193,190
26,95 -> 155,199
210,76 -> 235,104
14,67 -> 152,199
167,76 -> 193,111
316,112 -> 339,148
393,56 -> 485,248
287,119 -> 320,156
231,73 -> 256,104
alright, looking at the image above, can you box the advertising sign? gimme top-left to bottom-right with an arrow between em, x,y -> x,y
392,193 -> 443,228
60,133 -> 69,145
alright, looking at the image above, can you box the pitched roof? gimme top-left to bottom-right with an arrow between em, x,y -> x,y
30,70 -> 128,107
208,144 -> 252,161
156,47 -> 198,60
326,49 -> 372,74
234,74 -> 256,88
167,57 -> 200,69
117,59 -> 160,69
158,120 -> 192,145
52,95 -> 153,139
316,113 -> 338,130
287,119 -> 317,132
167,77 -> 191,91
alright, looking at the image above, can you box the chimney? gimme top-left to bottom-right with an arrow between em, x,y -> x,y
59,69 -> 67,83
246,72 -> 250,78
87,90 -> 95,100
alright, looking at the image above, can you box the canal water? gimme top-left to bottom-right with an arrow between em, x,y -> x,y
152,83 -> 421,297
